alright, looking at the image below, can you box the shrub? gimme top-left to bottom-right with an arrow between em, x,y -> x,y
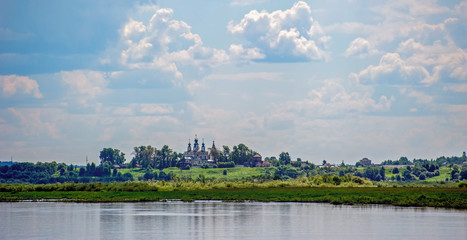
218,162 -> 235,168
458,182 -> 467,188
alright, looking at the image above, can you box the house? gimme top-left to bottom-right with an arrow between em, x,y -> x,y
113,164 -> 127,169
359,158 -> 372,166
261,161 -> 271,167
251,154 -> 262,167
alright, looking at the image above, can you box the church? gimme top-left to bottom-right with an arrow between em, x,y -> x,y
183,135 -> 216,167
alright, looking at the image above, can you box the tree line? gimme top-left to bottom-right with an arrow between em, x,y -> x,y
0,161 -> 134,184
1,143 -> 466,184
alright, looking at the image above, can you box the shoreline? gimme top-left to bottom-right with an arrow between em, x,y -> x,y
1,186 -> 466,209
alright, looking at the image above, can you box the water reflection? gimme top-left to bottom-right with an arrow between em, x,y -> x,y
1,201 -> 466,240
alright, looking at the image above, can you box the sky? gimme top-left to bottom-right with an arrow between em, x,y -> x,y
1,0 -> 466,165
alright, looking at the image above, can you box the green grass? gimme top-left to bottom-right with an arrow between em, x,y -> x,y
118,167 -> 273,181
1,186 -> 465,209
383,166 -> 452,182
424,167 -> 451,182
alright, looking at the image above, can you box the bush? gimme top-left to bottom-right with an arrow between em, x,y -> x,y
419,173 -> 426,180
458,182 -> 467,188
143,172 -> 154,181
122,172 -> 134,181
218,162 -> 235,168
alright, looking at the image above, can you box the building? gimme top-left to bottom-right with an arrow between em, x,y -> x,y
261,161 -> 271,167
184,135 -> 209,165
359,158 -> 372,166
251,154 -> 263,167
209,141 -> 217,161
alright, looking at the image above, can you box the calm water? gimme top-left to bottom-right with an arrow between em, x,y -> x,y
0,201 -> 466,240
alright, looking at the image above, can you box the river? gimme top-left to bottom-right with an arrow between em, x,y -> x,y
1,201 -> 466,240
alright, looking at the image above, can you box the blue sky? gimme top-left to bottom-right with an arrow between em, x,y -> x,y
1,0 -> 466,165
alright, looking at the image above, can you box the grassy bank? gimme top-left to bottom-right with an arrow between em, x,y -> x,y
1,182 -> 466,209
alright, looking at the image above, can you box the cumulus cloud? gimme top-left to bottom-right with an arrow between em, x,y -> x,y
326,0 -> 461,59
60,70 -> 108,106
8,108 -> 60,139
271,80 -> 392,120
0,75 -> 43,98
400,88 -> 433,104
351,52 -> 430,85
117,6 -> 262,81
228,1 -> 329,62
229,44 -> 265,62
344,37 -> 378,58
397,38 -> 467,84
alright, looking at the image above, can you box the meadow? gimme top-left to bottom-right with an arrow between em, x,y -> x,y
1,178 -> 465,209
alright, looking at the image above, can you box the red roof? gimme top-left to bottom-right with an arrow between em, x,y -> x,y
253,154 -> 262,158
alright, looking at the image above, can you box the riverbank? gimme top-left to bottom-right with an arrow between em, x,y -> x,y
1,184 -> 465,209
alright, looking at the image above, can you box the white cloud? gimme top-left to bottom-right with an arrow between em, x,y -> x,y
400,88 -> 433,104
344,37 -> 378,58
121,18 -> 147,39
230,0 -> 268,7
8,108 -> 60,139
397,38 -> 467,84
454,2 -> 467,18
112,107 -> 134,116
443,83 -> 467,93
393,0 -> 450,16
228,1 -> 329,62
271,79 -> 392,119
204,71 -> 284,82
351,52 -> 430,85
0,75 -> 43,98
139,103 -> 173,114
60,70 -> 108,106
229,44 -> 265,62
327,0 -> 460,59
118,6 -> 241,81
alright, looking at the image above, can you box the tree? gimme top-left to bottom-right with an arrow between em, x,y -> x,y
99,148 -> 126,165
132,145 -> 156,168
398,156 -> 410,165
419,173 -> 426,180
144,172 -> 154,181
279,152 -> 291,165
57,163 -> 67,176
222,145 -> 231,162
460,165 -> 467,180
159,145 -> 175,169
392,167 -> 399,174
451,166 -> 460,180
79,167 -> 86,176
90,162 -> 96,175
122,172 -> 134,181
402,169 -> 413,181
230,143 -> 254,165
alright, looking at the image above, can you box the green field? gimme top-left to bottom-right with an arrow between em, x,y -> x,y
118,167 -> 274,181
383,166 -> 452,182
122,166 -> 456,183
1,185 -> 465,209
